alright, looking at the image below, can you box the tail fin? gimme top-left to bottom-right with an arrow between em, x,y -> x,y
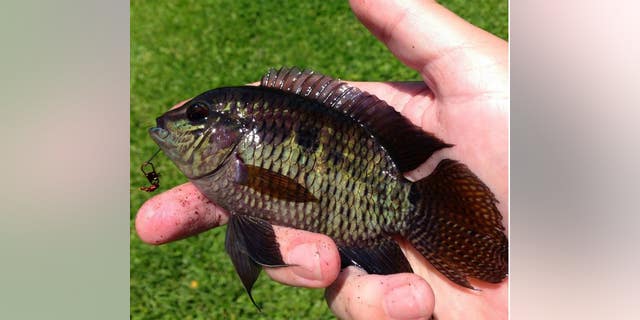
405,159 -> 508,289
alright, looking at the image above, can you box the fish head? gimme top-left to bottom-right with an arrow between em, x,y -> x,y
149,98 -> 245,179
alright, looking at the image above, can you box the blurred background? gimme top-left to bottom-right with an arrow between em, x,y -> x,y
130,0 -> 507,319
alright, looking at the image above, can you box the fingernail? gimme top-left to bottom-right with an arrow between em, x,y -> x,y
287,242 -> 323,281
384,283 -> 431,320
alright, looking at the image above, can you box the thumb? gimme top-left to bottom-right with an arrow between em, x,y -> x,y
349,0 -> 507,99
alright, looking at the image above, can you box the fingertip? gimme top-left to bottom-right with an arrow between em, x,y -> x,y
264,227 -> 341,288
324,266 -> 369,314
135,198 -> 165,245
135,182 -> 228,245
383,274 -> 434,320
170,99 -> 191,110
285,231 -> 341,287
349,0 -> 506,98
326,269 -> 434,320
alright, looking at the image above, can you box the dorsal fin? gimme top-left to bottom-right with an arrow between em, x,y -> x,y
260,67 -> 452,172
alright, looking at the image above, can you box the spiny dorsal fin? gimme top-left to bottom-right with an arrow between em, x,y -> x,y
260,67 -> 452,172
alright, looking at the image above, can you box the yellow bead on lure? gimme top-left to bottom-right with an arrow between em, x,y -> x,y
149,67 -> 508,308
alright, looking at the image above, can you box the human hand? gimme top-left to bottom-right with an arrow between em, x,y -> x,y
136,0 -> 508,319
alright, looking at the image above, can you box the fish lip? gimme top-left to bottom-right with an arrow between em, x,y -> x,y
148,127 -> 169,141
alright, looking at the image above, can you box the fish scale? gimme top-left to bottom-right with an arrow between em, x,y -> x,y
220,94 -> 406,242
149,67 -> 508,307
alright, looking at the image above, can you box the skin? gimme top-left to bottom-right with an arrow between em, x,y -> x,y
135,0 -> 508,319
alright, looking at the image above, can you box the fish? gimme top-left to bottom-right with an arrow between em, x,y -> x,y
149,67 -> 508,308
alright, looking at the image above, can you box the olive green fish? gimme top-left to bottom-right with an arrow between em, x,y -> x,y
149,67 -> 507,307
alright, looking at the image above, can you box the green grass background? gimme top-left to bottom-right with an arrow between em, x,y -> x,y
130,1 -> 507,319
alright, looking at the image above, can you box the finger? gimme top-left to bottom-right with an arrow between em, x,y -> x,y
137,179 -> 341,286
137,186 -> 341,286
135,180 -> 341,285
326,267 -> 434,320
170,99 -> 190,110
263,226 -> 341,288
135,182 -> 229,244
349,0 -> 507,97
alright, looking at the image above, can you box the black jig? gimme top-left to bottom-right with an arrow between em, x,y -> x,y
140,149 -> 161,192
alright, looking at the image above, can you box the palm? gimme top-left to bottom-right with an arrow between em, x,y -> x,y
353,77 -> 508,217
349,75 -> 508,319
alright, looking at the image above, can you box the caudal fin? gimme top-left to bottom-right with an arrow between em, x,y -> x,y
406,159 -> 508,289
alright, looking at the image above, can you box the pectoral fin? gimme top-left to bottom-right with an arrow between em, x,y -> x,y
234,155 -> 317,202
225,214 -> 289,310
338,238 -> 412,275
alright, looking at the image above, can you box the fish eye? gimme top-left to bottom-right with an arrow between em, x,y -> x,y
187,103 -> 209,123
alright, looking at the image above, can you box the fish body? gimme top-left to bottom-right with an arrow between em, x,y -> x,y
150,68 -> 508,306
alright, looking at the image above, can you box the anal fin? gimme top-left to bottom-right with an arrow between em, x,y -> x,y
338,238 -> 412,275
225,214 -> 289,310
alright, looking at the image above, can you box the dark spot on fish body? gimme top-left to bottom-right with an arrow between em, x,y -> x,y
265,91 -> 282,112
408,183 -> 421,207
295,125 -> 321,154
327,149 -> 344,167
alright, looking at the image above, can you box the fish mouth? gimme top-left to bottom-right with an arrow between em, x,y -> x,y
149,127 -> 169,143
148,127 -> 173,160
149,115 -> 170,141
